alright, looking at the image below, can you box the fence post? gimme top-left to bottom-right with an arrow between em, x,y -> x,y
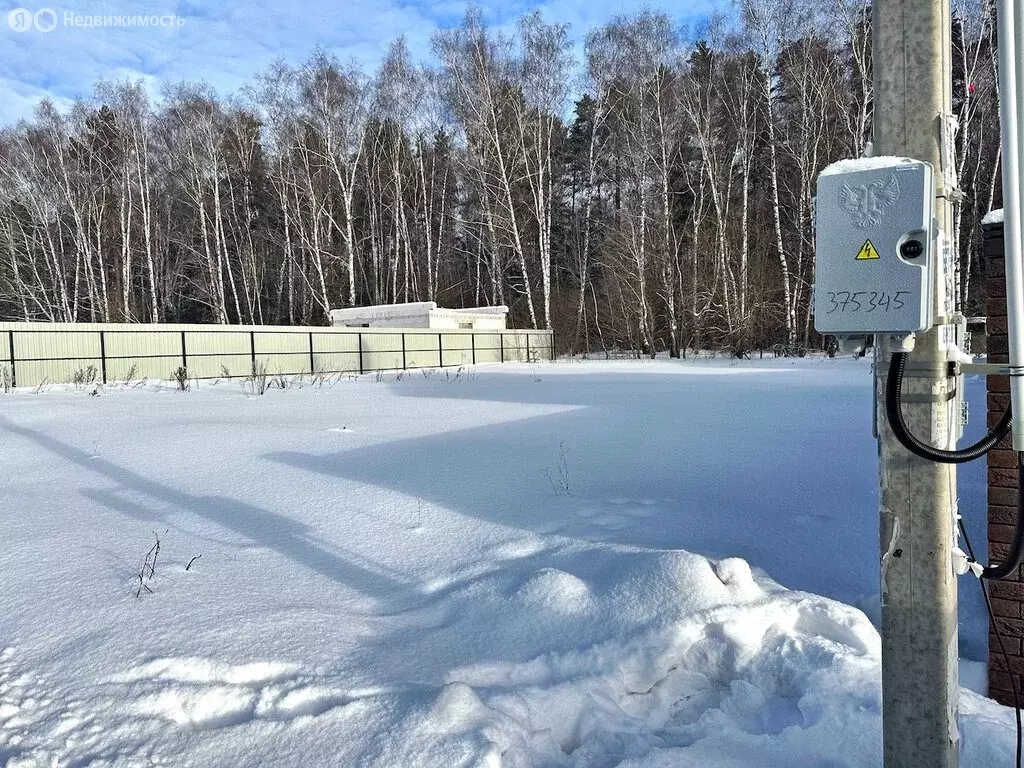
309,332 -> 315,374
499,333 -> 504,363
471,333 -> 476,365
550,331 -> 555,361
99,330 -> 107,383
180,331 -> 187,371
250,330 -> 256,374
438,333 -> 444,368
8,330 -> 15,388
358,332 -> 364,375
526,333 -> 530,363
402,333 -> 407,370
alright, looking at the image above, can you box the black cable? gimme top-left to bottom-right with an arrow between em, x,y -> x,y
981,454 -> 1024,581
886,351 -> 1011,464
959,518 -> 1022,768
886,351 -> 1024,578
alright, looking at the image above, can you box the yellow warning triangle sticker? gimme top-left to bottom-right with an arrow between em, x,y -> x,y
856,239 -> 881,260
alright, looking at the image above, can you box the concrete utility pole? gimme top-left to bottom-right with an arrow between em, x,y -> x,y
873,0 -> 959,765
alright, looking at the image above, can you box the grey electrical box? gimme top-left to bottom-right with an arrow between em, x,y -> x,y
813,159 -> 934,335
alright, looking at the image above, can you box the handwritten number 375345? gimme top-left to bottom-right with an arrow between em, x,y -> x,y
824,291 -> 910,313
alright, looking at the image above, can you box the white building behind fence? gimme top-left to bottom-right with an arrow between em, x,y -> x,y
329,302 -> 508,330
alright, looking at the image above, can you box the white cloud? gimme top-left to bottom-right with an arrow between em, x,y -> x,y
0,0 -> 729,123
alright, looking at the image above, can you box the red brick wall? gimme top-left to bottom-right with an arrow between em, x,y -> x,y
984,220 -> 1024,704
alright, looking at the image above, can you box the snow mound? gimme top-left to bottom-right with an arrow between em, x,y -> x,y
983,208 -> 1004,225
369,547 -> 886,766
514,568 -> 593,614
362,545 -> 1001,767
715,557 -> 758,596
819,156 -> 918,178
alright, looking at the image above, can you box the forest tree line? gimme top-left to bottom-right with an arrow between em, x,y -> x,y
0,0 -> 1003,355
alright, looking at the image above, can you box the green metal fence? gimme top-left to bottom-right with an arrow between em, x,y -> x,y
0,323 -> 555,388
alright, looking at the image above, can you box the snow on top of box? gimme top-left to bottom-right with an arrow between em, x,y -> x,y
983,208 -> 1005,225
819,156 -> 917,178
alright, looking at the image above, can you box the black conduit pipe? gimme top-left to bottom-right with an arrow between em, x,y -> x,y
886,352 -> 1010,463
886,351 -> 1024,579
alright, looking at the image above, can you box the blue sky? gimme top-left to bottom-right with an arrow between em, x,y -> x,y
0,0 -> 728,124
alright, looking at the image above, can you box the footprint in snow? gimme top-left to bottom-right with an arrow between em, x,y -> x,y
115,657 -> 355,731
573,499 -> 663,530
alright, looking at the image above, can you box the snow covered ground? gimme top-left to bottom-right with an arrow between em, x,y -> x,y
0,357 -> 1017,766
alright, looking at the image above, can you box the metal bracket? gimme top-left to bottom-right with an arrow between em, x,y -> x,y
961,363 -> 1020,376
940,112 -> 961,200
900,391 -> 957,404
899,361 -> 958,377
873,355 -> 961,438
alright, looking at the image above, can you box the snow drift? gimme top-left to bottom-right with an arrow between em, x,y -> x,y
0,358 -> 1015,766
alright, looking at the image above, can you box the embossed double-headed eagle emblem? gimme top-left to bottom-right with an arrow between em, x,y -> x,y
839,174 -> 900,228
